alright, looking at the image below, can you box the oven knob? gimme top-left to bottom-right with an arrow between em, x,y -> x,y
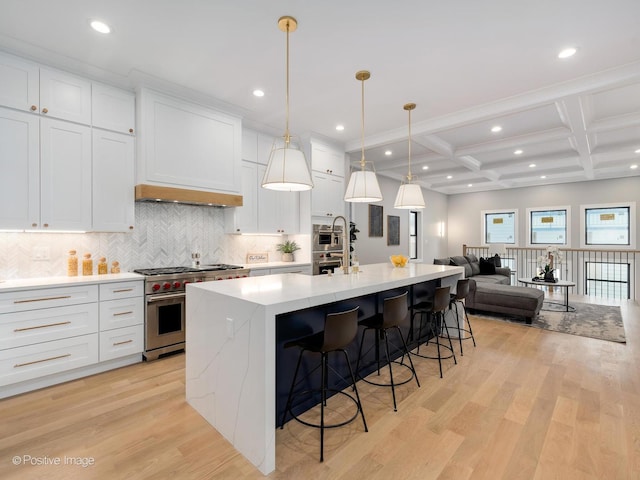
196,279 -> 203,282
173,281 -> 182,289
216,277 -> 223,281
184,280 -> 191,285
242,274 -> 248,277
163,282 -> 171,290
152,283 -> 161,292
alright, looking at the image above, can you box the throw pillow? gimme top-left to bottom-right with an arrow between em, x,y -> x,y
492,253 -> 502,267
479,257 -> 496,275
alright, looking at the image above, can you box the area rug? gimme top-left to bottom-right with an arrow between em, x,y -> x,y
469,301 -> 626,343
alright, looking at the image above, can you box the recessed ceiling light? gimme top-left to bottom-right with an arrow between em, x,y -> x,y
540,175 -> 547,179
491,125 -> 502,133
558,47 -> 577,59
90,20 -> 111,34
467,184 -> 473,187
385,150 -> 392,156
529,163 -> 536,168
335,125 -> 344,131
514,149 -> 523,155
635,148 -> 640,154
252,89 -> 265,97
446,175 -> 452,179
631,164 -> 638,170
422,165 -> 429,170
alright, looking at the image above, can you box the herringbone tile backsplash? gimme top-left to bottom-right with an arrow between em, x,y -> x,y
0,203 -> 308,280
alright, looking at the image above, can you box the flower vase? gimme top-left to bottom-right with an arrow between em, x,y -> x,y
543,271 -> 556,283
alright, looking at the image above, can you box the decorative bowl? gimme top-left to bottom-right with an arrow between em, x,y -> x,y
390,255 -> 408,268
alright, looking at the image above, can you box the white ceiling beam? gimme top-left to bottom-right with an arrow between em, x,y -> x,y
557,97 -> 594,179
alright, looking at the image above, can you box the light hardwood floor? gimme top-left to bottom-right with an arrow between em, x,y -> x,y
1,295 -> 638,479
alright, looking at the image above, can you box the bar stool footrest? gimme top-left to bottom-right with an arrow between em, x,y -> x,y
285,389 -> 362,430
358,360 -> 416,388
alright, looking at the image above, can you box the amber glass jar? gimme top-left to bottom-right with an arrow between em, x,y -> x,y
67,250 -> 78,277
82,253 -> 93,276
98,257 -> 108,275
110,261 -> 120,274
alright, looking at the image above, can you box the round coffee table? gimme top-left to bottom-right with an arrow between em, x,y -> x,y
517,278 -> 576,312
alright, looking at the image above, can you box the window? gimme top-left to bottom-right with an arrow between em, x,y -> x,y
580,202 -> 636,248
409,211 -> 418,259
482,209 -> 518,245
527,207 -> 569,245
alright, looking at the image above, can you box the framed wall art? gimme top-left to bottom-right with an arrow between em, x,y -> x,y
368,204 -> 383,237
387,215 -> 400,246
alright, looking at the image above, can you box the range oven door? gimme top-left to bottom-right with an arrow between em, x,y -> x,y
145,293 -> 185,352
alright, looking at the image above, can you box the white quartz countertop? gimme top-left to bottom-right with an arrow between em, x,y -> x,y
189,262 -> 463,310
243,261 -> 311,271
0,272 -> 144,292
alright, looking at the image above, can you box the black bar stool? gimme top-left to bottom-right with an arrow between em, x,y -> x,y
355,291 -> 420,412
411,286 -> 457,378
280,306 -> 368,462
449,279 -> 476,355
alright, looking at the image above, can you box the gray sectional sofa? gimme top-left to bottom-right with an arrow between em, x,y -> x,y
434,254 -> 544,324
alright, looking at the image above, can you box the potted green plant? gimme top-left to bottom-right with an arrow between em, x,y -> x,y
276,240 -> 300,262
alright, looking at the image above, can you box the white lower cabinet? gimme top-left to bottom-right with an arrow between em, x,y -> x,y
0,279 -> 144,396
99,325 -> 143,362
0,334 -> 99,387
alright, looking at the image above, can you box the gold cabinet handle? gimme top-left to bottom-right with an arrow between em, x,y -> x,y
30,105 -> 37,111
43,223 -> 49,228
113,288 -> 133,293
42,107 -> 48,114
15,353 -> 71,368
14,295 -> 71,304
31,223 -> 37,227
113,311 -> 133,316
113,339 -> 133,346
129,225 -> 134,230
129,128 -> 134,133
14,320 -> 71,332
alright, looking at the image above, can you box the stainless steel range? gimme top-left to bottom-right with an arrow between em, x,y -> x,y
134,264 -> 249,360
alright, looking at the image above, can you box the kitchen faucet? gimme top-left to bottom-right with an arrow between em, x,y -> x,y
331,215 -> 350,274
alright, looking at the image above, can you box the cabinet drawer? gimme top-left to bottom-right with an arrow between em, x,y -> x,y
0,334 -> 98,387
0,303 -> 98,350
99,325 -> 143,362
100,297 -> 144,331
99,281 -> 143,301
0,285 -> 99,314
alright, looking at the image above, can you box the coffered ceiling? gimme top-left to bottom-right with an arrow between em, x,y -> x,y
1,0 -> 639,194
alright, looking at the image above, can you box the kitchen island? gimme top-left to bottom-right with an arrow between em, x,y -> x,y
185,262 -> 464,475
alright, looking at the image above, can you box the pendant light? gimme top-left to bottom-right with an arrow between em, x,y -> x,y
394,103 -> 425,209
344,70 -> 382,202
261,16 -> 313,192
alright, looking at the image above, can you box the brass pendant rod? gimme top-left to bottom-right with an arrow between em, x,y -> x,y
404,103 -> 417,182
360,74 -> 365,168
284,19 -> 291,145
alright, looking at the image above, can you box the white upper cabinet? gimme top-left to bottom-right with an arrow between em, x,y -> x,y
0,53 -> 39,112
92,129 -> 135,232
0,52 -> 134,232
92,83 -> 135,134
137,88 -> 241,194
311,142 -> 345,177
242,128 -> 258,162
310,141 -> 346,218
0,108 -> 39,230
224,160 -> 258,233
40,118 -> 92,230
39,67 -> 91,124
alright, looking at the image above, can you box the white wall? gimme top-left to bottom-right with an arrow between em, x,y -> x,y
447,177 -> 640,252
349,176 -> 449,265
